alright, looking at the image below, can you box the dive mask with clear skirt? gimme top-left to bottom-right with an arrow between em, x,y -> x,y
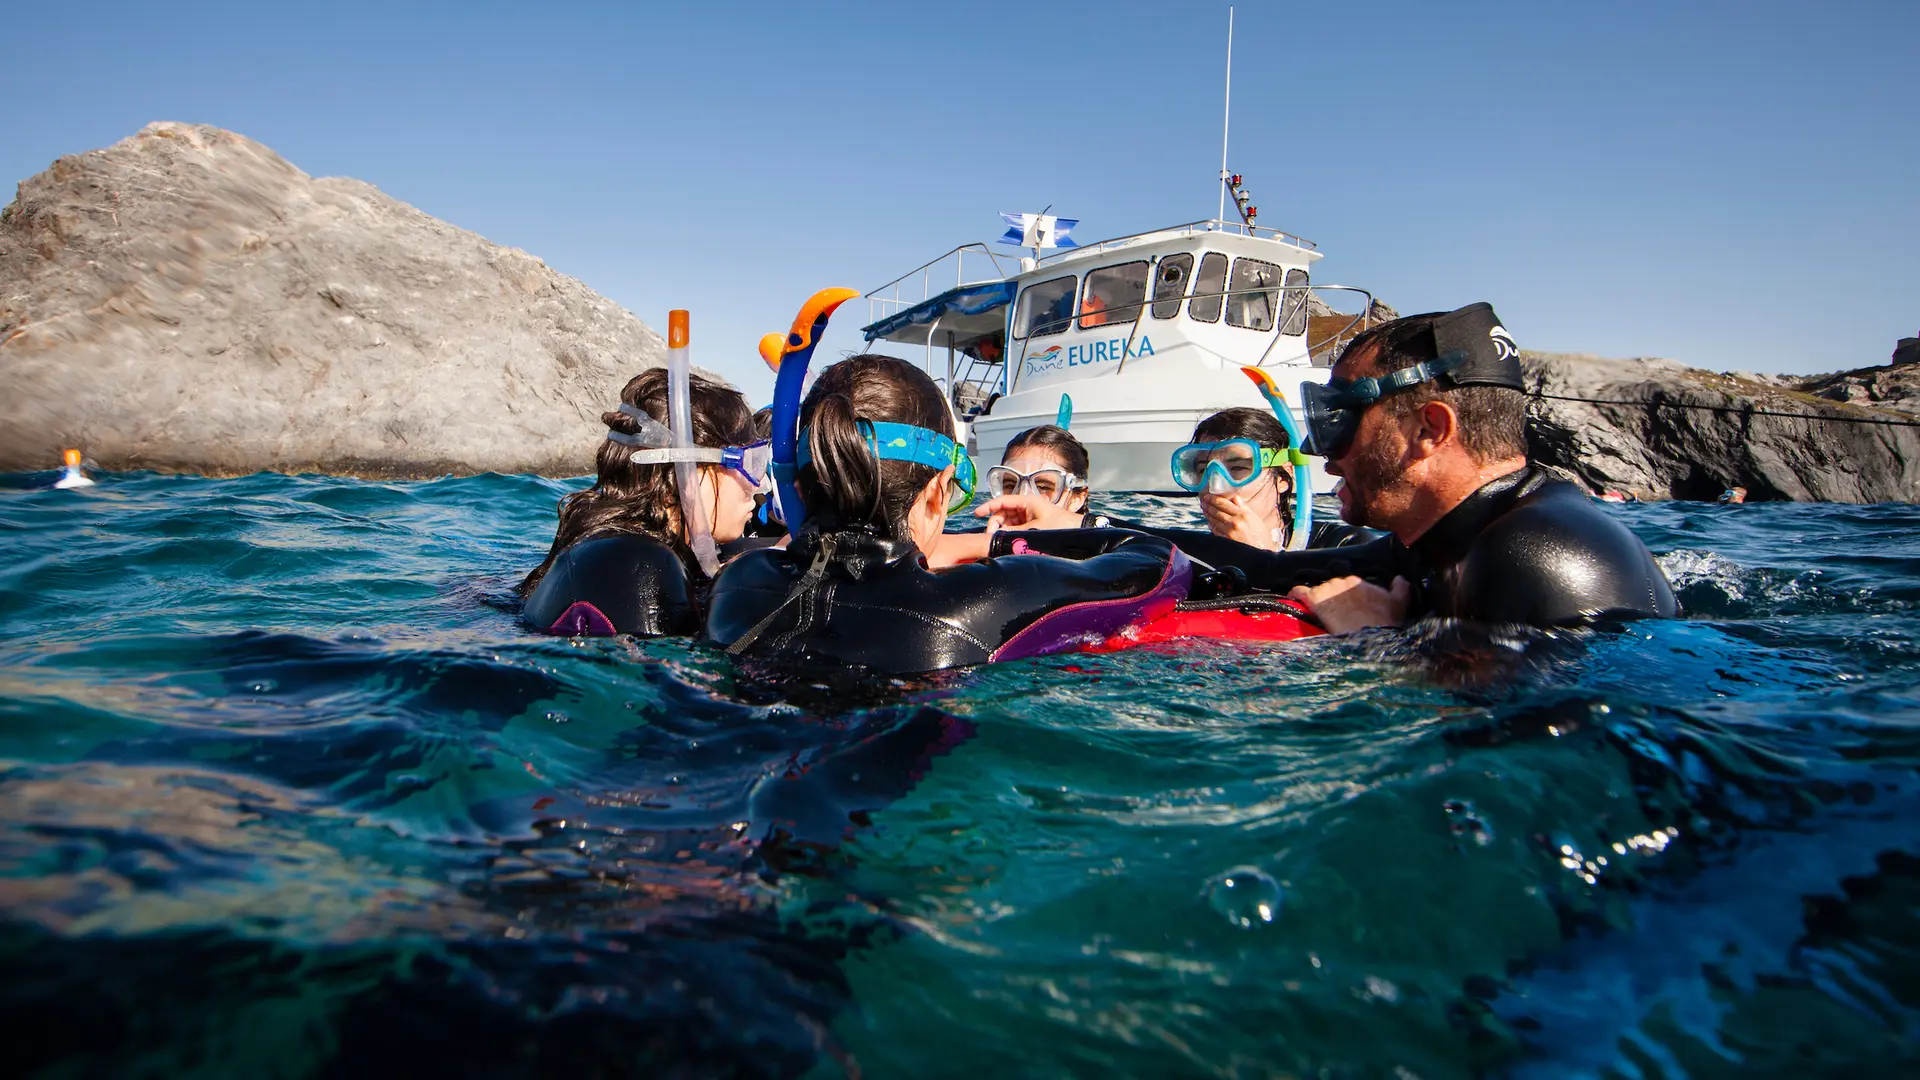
1170,439 -> 1292,494
986,464 -> 1083,505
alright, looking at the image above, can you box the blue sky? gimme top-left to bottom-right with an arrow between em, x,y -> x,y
4,0 -> 1914,402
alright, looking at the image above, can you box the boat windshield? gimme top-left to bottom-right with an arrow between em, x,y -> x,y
1014,275 -> 1076,338
1079,262 -> 1149,329
1151,255 -> 1193,320
1226,258 -> 1281,330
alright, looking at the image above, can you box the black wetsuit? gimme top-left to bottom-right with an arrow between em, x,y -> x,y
1171,465 -> 1678,626
1085,511 -> 1377,553
705,525 -> 1189,673
522,533 -> 702,637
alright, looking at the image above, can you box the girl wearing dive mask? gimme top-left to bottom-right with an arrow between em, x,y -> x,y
1170,408 -> 1303,552
520,368 -> 761,637
988,425 -> 1089,512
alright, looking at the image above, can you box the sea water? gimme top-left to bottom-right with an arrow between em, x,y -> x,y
1,471 -> 1916,1077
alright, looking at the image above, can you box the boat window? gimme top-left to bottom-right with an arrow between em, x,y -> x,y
1278,268 -> 1310,335
1189,253 -> 1229,323
1013,276 -> 1077,338
1151,254 -> 1193,320
1227,258 -> 1281,331
1078,261 -> 1148,330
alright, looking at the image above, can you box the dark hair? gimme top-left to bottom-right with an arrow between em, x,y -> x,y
1193,407 -> 1289,449
798,354 -> 955,539
1335,317 -> 1527,462
520,368 -> 753,593
1003,425 -> 1089,478
751,406 -> 772,441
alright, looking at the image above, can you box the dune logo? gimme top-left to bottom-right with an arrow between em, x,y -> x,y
1025,336 -> 1154,377
1489,325 -> 1519,361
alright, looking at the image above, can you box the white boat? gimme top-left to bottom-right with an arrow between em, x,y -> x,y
858,220 -> 1379,493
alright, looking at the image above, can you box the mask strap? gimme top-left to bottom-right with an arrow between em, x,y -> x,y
607,403 -> 678,448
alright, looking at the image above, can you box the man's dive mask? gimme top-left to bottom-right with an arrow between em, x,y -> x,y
798,419 -> 978,515
1301,301 -> 1524,459
1299,350 -> 1469,460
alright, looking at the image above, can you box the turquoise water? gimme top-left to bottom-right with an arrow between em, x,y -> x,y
2,471 -> 1918,1077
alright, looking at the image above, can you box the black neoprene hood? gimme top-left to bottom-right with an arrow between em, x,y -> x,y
1429,302 -> 1524,390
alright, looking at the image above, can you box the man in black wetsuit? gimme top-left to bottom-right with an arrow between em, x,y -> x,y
1282,302 -> 1678,633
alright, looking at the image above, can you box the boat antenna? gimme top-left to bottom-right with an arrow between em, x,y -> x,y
1217,5 -> 1233,225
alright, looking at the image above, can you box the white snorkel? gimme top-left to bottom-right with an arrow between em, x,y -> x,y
666,310 -> 720,576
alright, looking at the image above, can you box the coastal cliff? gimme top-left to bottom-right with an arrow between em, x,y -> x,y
0,123 -> 672,478
1524,350 -> 1920,503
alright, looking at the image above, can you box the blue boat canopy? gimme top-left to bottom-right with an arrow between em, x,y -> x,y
861,281 -> 1017,345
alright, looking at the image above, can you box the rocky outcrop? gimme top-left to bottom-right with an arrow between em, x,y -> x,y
1524,351 -> 1920,503
0,123 -> 675,477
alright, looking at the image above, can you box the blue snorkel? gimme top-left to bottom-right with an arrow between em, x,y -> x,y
762,288 -> 860,537
1056,393 -> 1073,430
1240,367 -> 1314,549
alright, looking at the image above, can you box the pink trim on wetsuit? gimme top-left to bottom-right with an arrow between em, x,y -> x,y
989,548 -> 1192,662
544,601 -> 619,636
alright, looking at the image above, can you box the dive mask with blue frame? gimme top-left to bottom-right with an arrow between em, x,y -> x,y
1299,350 -> 1468,459
1169,439 -> 1301,494
799,420 -> 978,515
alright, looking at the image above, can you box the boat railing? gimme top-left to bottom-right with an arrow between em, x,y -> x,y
865,243 -> 1024,326
1009,282 -> 1373,393
1035,219 -> 1318,265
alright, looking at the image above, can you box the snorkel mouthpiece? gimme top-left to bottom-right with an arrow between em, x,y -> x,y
665,310 -> 719,576
1240,367 -> 1314,549
768,287 -> 861,535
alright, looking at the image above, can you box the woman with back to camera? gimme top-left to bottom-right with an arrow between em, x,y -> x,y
705,354 -> 1188,674
520,368 -> 766,637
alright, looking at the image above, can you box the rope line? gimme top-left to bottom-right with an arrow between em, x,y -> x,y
1528,391 -> 1920,429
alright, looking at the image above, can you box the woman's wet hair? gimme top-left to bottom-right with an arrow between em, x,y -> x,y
1003,425 -> 1089,478
1193,407 -> 1289,450
798,354 -> 954,539
521,368 -> 753,593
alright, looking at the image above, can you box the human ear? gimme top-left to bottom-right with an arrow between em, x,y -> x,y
1409,400 -> 1458,459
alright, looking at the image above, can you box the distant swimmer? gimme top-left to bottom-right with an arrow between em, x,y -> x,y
1283,302 -> 1678,631
705,354 -> 1188,674
52,449 -> 94,490
520,369 -> 767,637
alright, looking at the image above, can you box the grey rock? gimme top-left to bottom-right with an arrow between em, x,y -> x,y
0,122 -> 681,477
1523,351 -> 1920,503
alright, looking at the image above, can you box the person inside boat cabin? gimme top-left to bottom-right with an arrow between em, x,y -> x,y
1282,302 -> 1679,632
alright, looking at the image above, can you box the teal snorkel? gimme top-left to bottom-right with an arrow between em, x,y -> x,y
763,288 -> 861,536
1240,367 -> 1314,550
1056,393 -> 1073,430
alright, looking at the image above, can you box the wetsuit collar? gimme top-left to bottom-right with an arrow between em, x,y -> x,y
1409,464 -> 1542,570
787,524 -> 922,579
